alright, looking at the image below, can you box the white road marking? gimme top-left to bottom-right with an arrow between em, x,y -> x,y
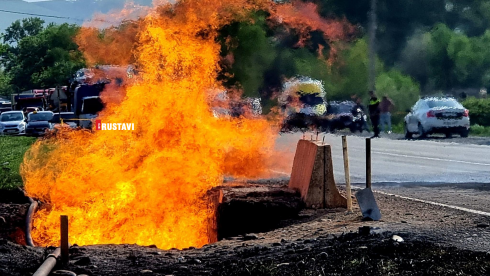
351,186 -> 490,217
372,151 -> 490,167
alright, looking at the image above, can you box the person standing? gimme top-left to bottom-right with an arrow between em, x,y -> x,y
352,96 -> 368,131
368,91 -> 380,138
379,95 -> 394,134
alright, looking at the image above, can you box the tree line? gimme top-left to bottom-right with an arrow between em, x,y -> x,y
0,18 -> 84,96
1,1 -> 490,114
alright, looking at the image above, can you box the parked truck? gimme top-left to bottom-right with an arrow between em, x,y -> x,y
73,83 -> 106,129
11,91 -> 46,111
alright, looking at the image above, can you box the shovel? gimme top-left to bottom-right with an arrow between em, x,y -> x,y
355,138 -> 381,221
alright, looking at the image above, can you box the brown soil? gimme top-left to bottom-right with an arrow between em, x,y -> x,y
0,189 -> 30,244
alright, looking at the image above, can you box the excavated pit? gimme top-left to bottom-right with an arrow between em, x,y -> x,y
0,182 -> 306,247
214,182 -> 304,239
0,189 -> 30,244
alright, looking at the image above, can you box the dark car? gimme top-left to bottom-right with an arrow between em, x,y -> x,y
326,101 -> 367,133
0,101 -> 12,114
25,111 -> 54,136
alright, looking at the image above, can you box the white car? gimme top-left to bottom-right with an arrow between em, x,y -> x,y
0,111 -> 26,135
404,97 -> 470,139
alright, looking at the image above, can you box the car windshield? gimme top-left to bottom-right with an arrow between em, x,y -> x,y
299,94 -> 324,106
1,113 -> 23,122
426,99 -> 462,108
29,112 -> 53,121
51,113 -> 77,123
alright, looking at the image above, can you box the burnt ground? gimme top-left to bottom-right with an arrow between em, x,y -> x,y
2,184 -> 490,276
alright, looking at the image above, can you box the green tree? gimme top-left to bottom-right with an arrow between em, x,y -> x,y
0,69 -> 14,98
427,24 -> 457,90
376,69 -> 420,113
2,17 -> 45,44
219,12 -> 331,101
221,17 -> 277,98
398,30 -> 431,91
326,38 -> 420,113
1,19 -> 85,91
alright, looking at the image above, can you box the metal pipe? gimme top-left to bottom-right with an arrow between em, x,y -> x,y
366,138 -> 372,188
33,247 -> 61,276
60,215 -> 69,265
26,195 -> 38,247
22,189 -> 65,276
342,136 -> 353,212
17,187 -> 38,247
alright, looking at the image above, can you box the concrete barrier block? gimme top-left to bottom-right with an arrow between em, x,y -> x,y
289,139 -> 347,208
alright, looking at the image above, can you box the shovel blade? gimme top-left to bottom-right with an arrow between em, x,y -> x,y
355,188 -> 381,221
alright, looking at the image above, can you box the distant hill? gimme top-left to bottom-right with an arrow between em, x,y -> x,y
0,0 -> 152,34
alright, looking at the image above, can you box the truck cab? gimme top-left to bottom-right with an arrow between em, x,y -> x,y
79,96 -> 104,129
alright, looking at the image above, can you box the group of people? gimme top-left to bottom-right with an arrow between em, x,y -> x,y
353,91 -> 395,138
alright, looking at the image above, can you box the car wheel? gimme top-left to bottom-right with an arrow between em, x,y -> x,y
418,123 -> 427,139
460,129 -> 469,138
404,124 -> 413,139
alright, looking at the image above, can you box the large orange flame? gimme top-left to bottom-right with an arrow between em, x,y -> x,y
21,0 -> 351,249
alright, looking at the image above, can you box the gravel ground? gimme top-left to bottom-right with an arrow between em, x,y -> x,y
2,184 -> 490,276
369,182 -> 490,214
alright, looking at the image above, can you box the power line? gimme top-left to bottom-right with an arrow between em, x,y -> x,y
0,8 -> 116,24
0,8 -> 79,21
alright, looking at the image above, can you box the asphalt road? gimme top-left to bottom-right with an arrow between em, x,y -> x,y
275,132 -> 490,184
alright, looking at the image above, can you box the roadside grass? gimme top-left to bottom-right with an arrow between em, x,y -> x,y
0,136 -> 36,190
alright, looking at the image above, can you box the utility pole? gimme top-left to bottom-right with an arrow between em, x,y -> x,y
368,0 -> 377,92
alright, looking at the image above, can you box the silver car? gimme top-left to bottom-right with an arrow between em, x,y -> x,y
0,111 -> 26,135
404,97 -> 470,138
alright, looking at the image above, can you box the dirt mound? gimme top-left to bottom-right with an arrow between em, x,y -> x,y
0,239 -> 43,276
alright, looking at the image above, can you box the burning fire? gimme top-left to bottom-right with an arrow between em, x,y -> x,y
21,0 -> 351,249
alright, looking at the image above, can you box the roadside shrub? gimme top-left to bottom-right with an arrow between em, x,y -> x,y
392,122 -> 405,134
462,97 -> 490,126
469,124 -> 490,136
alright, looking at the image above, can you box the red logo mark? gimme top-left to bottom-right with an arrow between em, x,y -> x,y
96,120 -> 101,130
